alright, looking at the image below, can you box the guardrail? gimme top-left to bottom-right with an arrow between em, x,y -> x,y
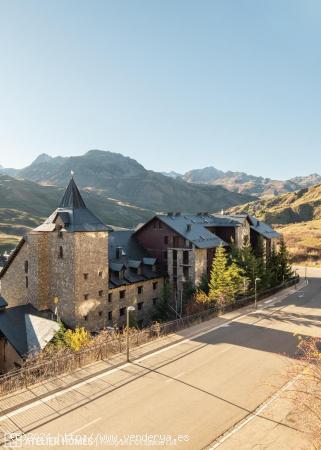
0,277 -> 299,396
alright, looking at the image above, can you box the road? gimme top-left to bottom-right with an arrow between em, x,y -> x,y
1,268 -> 321,449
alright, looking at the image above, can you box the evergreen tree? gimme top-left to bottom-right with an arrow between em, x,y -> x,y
208,245 -> 244,305
153,282 -> 173,322
266,242 -> 279,287
277,237 -> 293,282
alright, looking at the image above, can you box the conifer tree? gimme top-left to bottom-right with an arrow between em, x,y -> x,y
153,282 -> 173,322
209,245 -> 244,305
277,237 -> 293,282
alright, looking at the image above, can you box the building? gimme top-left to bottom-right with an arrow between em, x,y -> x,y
0,177 -> 163,371
135,212 -> 280,291
0,176 -> 279,371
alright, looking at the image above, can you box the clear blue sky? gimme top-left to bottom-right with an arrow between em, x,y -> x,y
0,0 -> 321,179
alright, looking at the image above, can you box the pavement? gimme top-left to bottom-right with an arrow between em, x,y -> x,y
0,268 -> 320,449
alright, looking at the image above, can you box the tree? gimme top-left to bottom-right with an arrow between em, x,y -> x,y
277,237 -> 293,282
64,327 -> 91,351
153,282 -> 173,322
208,245 -> 244,306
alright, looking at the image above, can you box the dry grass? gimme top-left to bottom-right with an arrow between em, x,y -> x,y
277,219 -> 321,266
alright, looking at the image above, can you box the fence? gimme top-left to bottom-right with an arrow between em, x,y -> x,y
0,277 -> 299,396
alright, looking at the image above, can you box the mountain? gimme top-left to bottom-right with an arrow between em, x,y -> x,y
18,150 -> 253,212
161,171 -> 182,179
0,165 -> 18,177
163,166 -> 321,198
0,173 -> 156,252
227,183 -> 321,225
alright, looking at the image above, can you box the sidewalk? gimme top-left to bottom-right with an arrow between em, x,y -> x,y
0,281 -> 305,416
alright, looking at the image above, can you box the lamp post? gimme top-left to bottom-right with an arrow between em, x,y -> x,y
126,306 -> 135,362
254,278 -> 261,310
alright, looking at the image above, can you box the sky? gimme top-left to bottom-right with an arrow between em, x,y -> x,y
0,0 -> 321,179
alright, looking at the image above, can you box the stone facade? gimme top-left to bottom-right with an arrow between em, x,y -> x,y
108,277 -> 163,328
0,337 -> 22,373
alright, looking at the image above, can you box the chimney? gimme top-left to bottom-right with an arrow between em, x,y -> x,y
221,209 -> 224,215
175,212 -> 181,216
116,246 -> 123,259
186,224 -> 192,232
167,212 -> 174,217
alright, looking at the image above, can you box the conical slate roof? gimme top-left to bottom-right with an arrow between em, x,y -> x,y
59,177 -> 87,209
34,176 -> 111,233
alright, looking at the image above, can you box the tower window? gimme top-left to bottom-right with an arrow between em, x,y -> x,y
98,311 -> 103,317
119,290 -> 126,299
84,294 -> 89,300
137,286 -> 143,294
99,290 -> 103,297
137,302 -> 144,311
119,307 -> 126,317
108,293 -> 112,303
84,273 -> 88,280
58,246 -> 64,259
108,311 -> 113,321
25,276 -> 29,288
24,261 -> 28,274
98,271 -> 103,277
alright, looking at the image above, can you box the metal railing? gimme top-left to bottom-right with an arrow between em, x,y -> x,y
0,277 -> 299,396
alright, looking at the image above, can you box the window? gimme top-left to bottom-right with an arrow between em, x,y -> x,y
98,311 -> 103,317
119,290 -> 126,299
153,282 -> 158,290
24,261 -> 28,274
183,251 -> 189,265
164,236 -> 169,245
153,298 -> 158,306
163,251 -> 168,261
58,230 -> 63,239
173,236 -> 179,247
173,250 -> 177,261
137,286 -> 143,295
84,315 -> 88,321
159,221 -> 163,229
108,293 -> 112,303
25,276 -> 28,288
84,273 -> 88,280
137,302 -> 144,311
58,246 -> 63,259
119,307 -> 126,317
99,290 -> 103,297
84,294 -> 89,300
98,271 -> 103,278
108,311 -> 113,321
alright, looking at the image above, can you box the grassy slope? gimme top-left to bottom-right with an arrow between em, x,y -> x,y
277,220 -> 321,266
0,174 -> 155,252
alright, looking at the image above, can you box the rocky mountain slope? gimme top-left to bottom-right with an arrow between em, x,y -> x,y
17,150 -> 253,212
163,166 -> 321,198
227,183 -> 321,225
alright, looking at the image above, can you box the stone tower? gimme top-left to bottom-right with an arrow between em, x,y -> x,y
1,176 -> 111,331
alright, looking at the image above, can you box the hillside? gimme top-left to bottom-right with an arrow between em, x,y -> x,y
163,166 -> 321,198
227,183 -> 321,225
0,174 -> 155,252
17,150 -> 253,212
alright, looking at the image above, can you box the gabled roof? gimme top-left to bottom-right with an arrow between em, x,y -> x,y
33,177 -> 111,233
141,214 -> 227,249
0,305 -> 59,357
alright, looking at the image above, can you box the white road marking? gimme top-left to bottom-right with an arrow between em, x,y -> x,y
209,373 -> 303,449
264,297 -> 277,304
220,324 -> 230,328
71,417 -> 102,434
0,282 -> 306,424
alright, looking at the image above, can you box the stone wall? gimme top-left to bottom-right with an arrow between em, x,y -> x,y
108,277 -> 164,328
0,337 -> 23,373
0,241 -> 29,307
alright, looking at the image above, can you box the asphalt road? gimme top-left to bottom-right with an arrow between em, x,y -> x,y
2,268 -> 321,449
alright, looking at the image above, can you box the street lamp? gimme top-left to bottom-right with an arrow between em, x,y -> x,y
126,306 -> 135,362
254,278 -> 261,310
